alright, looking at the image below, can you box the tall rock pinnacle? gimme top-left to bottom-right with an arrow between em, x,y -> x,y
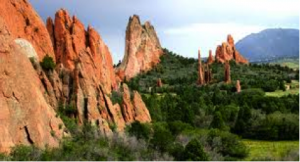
224,61 -> 231,83
198,50 -> 205,85
236,80 -> 241,93
207,50 -> 214,64
197,50 -> 213,85
116,15 -> 163,81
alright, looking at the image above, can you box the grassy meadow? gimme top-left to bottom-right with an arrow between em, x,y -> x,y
242,140 -> 299,161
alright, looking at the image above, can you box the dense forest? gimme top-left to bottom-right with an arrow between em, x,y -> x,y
0,49 -> 298,161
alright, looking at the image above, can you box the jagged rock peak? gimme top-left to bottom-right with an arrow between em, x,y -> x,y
116,14 -> 163,81
215,34 -> 249,64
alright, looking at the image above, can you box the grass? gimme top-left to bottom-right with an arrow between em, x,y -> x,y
269,58 -> 299,70
241,139 -> 299,161
266,80 -> 299,97
266,89 -> 299,97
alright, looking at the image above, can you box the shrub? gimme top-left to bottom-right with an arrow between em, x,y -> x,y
207,129 -> 248,159
183,139 -> 209,161
127,121 -> 152,140
40,55 -> 55,71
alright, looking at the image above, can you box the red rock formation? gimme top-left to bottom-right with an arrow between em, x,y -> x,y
197,50 -> 205,85
116,15 -> 163,80
207,50 -> 214,64
215,34 -> 248,64
236,80 -> 241,93
157,78 -> 163,87
121,84 -> 151,123
47,9 -> 117,94
0,0 -> 55,61
224,62 -> 231,83
0,18 -> 65,153
0,1 -> 153,153
47,9 -> 151,133
204,64 -> 212,83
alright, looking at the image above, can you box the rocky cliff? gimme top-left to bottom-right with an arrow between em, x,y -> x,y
116,15 -> 163,80
0,0 -> 55,60
215,35 -> 248,64
0,1 -> 151,153
0,17 -> 65,153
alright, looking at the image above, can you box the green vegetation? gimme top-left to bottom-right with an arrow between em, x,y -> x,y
1,49 -> 298,161
242,140 -> 299,161
266,80 -> 299,97
126,48 -> 299,160
40,55 -> 56,71
269,57 -> 299,70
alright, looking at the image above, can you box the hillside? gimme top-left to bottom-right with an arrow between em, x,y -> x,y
235,28 -> 299,62
126,49 -> 299,160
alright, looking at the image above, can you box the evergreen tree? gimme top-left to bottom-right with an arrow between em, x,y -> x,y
183,139 -> 209,161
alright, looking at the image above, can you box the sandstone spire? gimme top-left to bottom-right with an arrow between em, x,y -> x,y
207,50 -> 214,64
224,61 -> 231,83
116,15 -> 163,81
204,64 -> 212,83
215,34 -> 248,64
197,50 -> 205,85
236,80 -> 241,93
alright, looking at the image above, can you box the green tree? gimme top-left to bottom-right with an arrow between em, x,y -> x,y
127,121 -> 151,140
183,139 -> 209,161
210,111 -> 228,131
150,123 -> 174,152
40,55 -> 55,71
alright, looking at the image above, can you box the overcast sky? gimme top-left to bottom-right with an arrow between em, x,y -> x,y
29,0 -> 299,63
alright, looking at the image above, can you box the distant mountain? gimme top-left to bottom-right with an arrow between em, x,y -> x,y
235,28 -> 299,62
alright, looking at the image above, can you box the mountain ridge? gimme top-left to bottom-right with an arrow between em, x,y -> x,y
235,28 -> 299,62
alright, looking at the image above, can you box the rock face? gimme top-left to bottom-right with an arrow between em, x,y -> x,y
116,15 -> 163,81
0,18 -> 65,153
207,50 -> 214,64
45,9 -> 151,134
0,0 -> 55,60
224,62 -> 231,83
198,50 -> 212,85
0,3 -> 152,153
236,80 -> 241,93
215,35 -> 248,64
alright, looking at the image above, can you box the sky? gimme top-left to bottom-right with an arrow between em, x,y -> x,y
29,0 -> 299,63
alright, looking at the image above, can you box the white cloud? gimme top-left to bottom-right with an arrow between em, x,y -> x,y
164,22 -> 265,41
162,23 -> 268,58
